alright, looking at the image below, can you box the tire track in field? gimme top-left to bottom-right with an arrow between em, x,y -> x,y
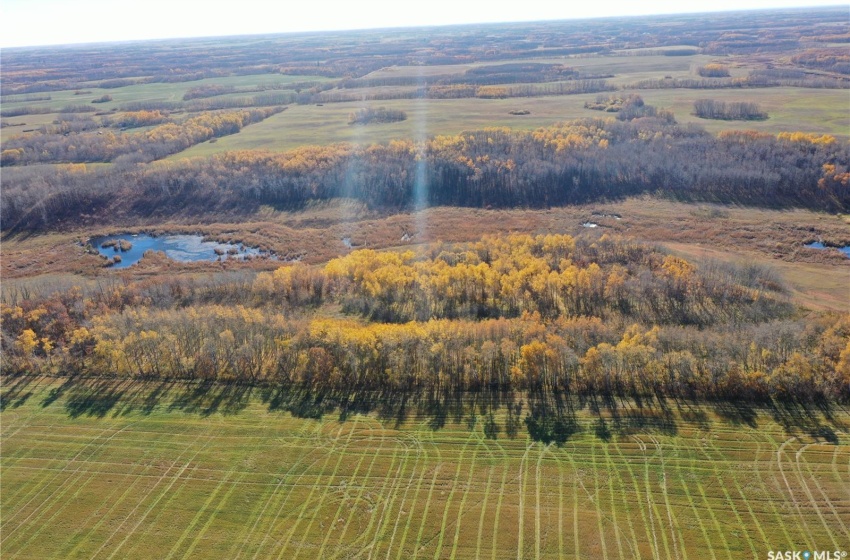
394,424 -> 440,560
534,444 -> 547,560
0,430 -> 96,509
776,436 -> 819,546
562,442 -> 582,560
446,428 -> 486,560
702,431 -> 759,557
584,438 -> 637,560
176,422 -> 272,560
59,466 -> 155,558
4,420 -> 139,556
801,441 -> 850,538
380,430 -> 428,560
1,378 -> 63,442
313,417 -> 377,559
473,435 -> 506,560
675,433 -> 718,560
410,427 -> 445,558
515,440 -> 534,560
321,419 -> 391,559
368,432 -> 427,560
59,430 -> 208,559
231,420 -> 326,560
297,418 -> 380,560
0,410 -> 34,440
201,418 -> 286,560
99,427 -> 221,560
600,440 -> 640,559
704,431 -> 770,551
556,442 -> 567,560
638,435 -> 674,560
323,426 -> 394,560
630,436 -> 663,560
737,430 -> 796,548
689,437 -> 734,560
586,441 -> 610,560
410,428 -> 477,559
248,420 -> 340,560
275,419 -> 362,559
647,436 -> 686,560
0,416 -> 78,476
610,435 -> 655,557
831,444 -> 850,500
486,437 -> 512,560
173,471 -> 238,558
794,442 -> 847,547
1,422 -> 121,541
346,432 -> 409,559
122,428 -> 236,557
418,432 -> 507,557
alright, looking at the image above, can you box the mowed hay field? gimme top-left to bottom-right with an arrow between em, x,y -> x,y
2,377 -> 849,559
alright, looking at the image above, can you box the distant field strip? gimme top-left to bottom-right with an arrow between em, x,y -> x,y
1,382 -> 848,559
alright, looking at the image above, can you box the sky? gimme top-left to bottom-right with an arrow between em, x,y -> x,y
2,0 -> 847,48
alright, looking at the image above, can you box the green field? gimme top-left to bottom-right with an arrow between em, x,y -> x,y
2,377 -> 848,559
0,73 -> 331,111
163,85 -> 848,160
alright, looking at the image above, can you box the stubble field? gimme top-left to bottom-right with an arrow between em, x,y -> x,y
2,377 -> 848,559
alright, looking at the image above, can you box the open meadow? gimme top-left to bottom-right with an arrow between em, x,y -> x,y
168,86 -> 850,159
2,376 -> 849,559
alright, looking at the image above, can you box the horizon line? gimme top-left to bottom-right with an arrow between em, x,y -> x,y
2,3 -> 846,50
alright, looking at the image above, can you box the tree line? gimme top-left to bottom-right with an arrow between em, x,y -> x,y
3,235 -> 847,401
0,107 -> 283,166
3,117 -> 847,232
693,99 -> 768,120
348,107 -> 407,125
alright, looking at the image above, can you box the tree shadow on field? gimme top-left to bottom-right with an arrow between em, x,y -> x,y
167,380 -> 253,416
27,376 -> 255,418
64,378 -> 129,418
41,376 -> 77,408
23,375 -> 850,446
375,390 -> 412,428
672,397 -> 711,430
767,397 -> 847,444
262,384 -> 336,419
711,399 -> 759,428
523,390 -> 581,446
580,393 -> 678,440
609,396 -> 678,437
139,381 -> 174,415
423,389 -> 451,431
0,374 -> 42,411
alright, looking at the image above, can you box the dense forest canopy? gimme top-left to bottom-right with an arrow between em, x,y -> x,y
3,117 -> 848,232
3,235 -> 849,401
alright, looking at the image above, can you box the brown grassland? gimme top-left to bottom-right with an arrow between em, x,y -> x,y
4,198 -> 848,312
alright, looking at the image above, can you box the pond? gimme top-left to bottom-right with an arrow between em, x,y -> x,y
89,234 -> 264,269
804,242 -> 850,258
